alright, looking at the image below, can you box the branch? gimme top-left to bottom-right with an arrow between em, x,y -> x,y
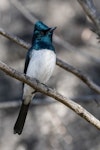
57,58 -> 100,94
78,0 -> 100,37
1,28 -> 100,94
0,28 -> 30,49
9,0 -> 38,23
0,60 -> 100,129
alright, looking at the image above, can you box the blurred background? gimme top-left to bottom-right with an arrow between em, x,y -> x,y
0,0 -> 100,150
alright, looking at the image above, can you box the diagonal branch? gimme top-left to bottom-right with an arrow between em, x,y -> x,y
78,0 -> 100,37
1,28 -> 100,94
57,58 -> 100,94
0,60 -> 100,129
0,28 -> 30,49
9,0 -> 38,23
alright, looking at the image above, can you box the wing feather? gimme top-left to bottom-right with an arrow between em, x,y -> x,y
22,48 -> 32,90
24,48 -> 32,74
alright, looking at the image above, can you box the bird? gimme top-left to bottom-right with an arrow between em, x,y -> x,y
14,21 -> 56,135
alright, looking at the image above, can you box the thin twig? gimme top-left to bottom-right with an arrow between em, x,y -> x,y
9,0 -> 37,23
57,58 -> 100,94
0,28 -> 30,49
0,60 -> 100,129
78,0 -> 100,37
1,28 -> 100,94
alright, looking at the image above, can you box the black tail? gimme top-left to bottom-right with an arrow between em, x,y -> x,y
14,101 -> 30,135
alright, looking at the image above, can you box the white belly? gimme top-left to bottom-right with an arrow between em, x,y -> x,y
26,49 -> 56,83
23,49 -> 56,104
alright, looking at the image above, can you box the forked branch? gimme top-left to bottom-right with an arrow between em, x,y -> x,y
78,0 -> 100,37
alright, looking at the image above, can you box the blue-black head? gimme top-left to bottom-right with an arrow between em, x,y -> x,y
31,21 -> 56,51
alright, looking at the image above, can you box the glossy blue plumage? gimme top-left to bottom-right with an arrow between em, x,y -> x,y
34,21 -> 50,31
32,21 -> 55,50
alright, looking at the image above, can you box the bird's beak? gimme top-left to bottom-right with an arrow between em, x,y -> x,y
49,27 -> 57,32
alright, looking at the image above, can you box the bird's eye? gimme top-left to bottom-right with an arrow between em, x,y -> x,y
40,31 -> 45,36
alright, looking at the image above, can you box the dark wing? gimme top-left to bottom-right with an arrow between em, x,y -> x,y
24,53 -> 30,74
22,48 -> 32,89
24,48 -> 32,74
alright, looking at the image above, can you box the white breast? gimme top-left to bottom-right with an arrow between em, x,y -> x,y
26,49 -> 56,83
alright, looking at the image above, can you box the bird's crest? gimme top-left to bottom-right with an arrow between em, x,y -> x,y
34,21 -> 51,31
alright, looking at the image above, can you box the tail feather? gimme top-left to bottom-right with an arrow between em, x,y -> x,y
14,101 -> 30,135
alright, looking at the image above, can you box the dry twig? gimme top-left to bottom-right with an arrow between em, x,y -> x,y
57,58 -> 100,94
78,0 -> 100,37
